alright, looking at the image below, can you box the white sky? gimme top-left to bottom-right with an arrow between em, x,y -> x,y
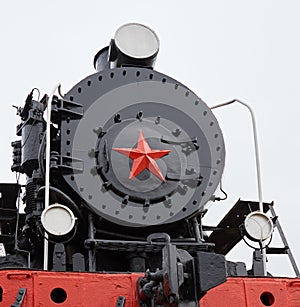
0,1 -> 299,276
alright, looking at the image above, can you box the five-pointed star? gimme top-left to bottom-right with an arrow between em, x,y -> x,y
113,130 -> 171,182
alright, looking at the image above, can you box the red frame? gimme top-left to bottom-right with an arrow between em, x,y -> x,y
0,270 -> 299,306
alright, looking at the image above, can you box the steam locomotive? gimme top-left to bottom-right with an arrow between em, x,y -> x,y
0,23 -> 299,307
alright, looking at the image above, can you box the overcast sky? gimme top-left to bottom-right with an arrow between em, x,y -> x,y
1,1 -> 299,276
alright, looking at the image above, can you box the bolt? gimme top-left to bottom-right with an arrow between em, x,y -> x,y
114,113 -> 121,123
102,182 -> 111,190
164,196 -> 171,205
177,185 -> 188,195
136,111 -> 143,121
122,195 -> 129,205
90,167 -> 98,176
172,128 -> 181,137
93,127 -> 103,137
88,148 -> 96,158
185,168 -> 196,175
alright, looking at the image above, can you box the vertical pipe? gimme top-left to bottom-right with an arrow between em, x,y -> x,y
192,217 -> 202,243
210,99 -> 267,276
234,100 -> 263,213
43,83 -> 61,270
88,213 -> 96,272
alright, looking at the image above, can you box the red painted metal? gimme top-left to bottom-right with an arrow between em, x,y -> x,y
0,270 -> 299,306
202,277 -> 300,307
113,130 -> 171,181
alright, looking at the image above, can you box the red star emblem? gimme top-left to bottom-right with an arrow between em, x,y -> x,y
113,130 -> 171,182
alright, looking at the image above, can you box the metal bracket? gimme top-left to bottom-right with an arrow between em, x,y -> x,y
59,155 -> 84,174
137,233 -> 227,306
161,136 -> 199,156
116,296 -> 126,307
10,288 -> 26,307
84,238 -> 214,253
51,95 -> 83,123
50,151 -> 83,175
138,233 -> 199,307
251,249 -> 264,276
52,243 -> 66,272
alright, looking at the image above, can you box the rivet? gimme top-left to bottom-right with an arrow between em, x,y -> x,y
122,195 -> 129,205
136,111 -> 143,121
172,128 -> 181,137
114,113 -> 121,123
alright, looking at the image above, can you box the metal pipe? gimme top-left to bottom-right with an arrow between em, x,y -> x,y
88,214 -> 96,272
211,99 -> 263,212
43,83 -> 61,270
211,99 -> 266,276
192,217 -> 202,243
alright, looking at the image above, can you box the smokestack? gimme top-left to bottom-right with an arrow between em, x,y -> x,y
94,23 -> 159,71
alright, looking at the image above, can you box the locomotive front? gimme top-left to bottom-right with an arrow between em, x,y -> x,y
11,22 -> 224,236
2,23 -> 229,306
1,21 -> 300,307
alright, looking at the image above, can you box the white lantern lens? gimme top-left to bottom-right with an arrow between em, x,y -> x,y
244,211 -> 273,241
41,204 -> 76,237
114,23 -> 159,59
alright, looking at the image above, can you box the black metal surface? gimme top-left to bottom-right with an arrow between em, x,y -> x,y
0,183 -> 20,210
15,95 -> 44,176
251,249 -> 265,276
138,237 -> 199,307
62,67 -> 225,227
72,253 -> 85,272
226,261 -> 247,276
0,208 -> 17,222
97,118 -> 181,203
52,243 -> 66,272
0,184 -> 24,252
129,254 -> 146,272
94,46 -> 110,72
195,251 -> 226,297
266,247 -> 289,254
51,95 -> 83,124
207,199 -> 271,255
11,140 -> 21,172
162,242 -> 179,301
0,254 -> 28,269
84,238 -> 214,253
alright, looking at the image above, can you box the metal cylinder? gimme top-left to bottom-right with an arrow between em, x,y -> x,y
110,23 -> 159,69
93,46 -> 110,72
94,23 -> 160,70
21,122 -> 44,175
